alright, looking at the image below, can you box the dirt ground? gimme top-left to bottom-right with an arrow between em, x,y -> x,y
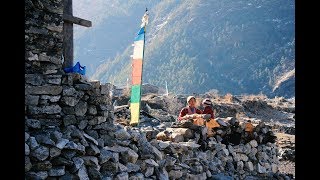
276,132 -> 295,179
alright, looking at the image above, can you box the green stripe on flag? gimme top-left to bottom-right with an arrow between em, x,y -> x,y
130,85 -> 141,103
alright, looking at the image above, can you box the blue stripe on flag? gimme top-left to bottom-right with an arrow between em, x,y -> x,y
134,34 -> 144,41
137,27 -> 145,35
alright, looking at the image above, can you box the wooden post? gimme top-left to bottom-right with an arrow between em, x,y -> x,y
62,0 -> 92,69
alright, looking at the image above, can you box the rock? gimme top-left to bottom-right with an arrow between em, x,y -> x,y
169,170 -> 183,179
257,163 -> 266,174
25,156 -> 32,172
271,163 -> 278,173
128,173 -> 144,180
145,159 -> 159,167
226,161 -> 235,172
249,140 -> 258,148
25,143 -> 30,155
186,172 -> 206,180
87,143 -> 100,156
64,141 -> 78,150
59,171 -> 79,180
118,163 -> 128,172
89,116 -> 107,125
236,161 -> 244,172
251,147 -> 258,156
63,115 -> 78,126
78,120 -> 88,130
240,154 -> 249,161
63,106 -> 75,115
115,128 -> 131,140
216,118 -> 228,127
171,132 -> 184,142
26,119 -> 41,129
63,87 -> 77,96
28,104 -> 62,114
165,156 -> 177,167
97,138 -> 105,147
71,157 -> 84,173
78,164 -> 90,180
112,152 -> 120,163
99,148 -> 113,164
51,157 -> 73,166
82,156 -> 100,170
51,131 -> 63,142
100,161 -> 118,175
25,85 -> 62,95
75,101 -> 88,116
30,145 -> 49,161
28,137 -> 39,150
35,133 -> 55,146
26,95 -> 40,105
120,149 -> 139,163
264,162 -> 271,172
129,141 -> 139,153
74,83 -> 93,91
222,148 -> 229,156
115,172 -> 129,180
26,171 -> 48,180
55,138 -> 69,149
245,161 -> 254,171
88,105 -> 97,115
127,162 -> 140,173
211,173 -> 233,180
83,133 -> 99,145
25,132 -> 30,142
61,96 -> 80,107
87,166 -> 103,179
226,117 -> 238,125
227,145 -> 234,154
206,170 -> 212,178
50,147 -> 61,158
157,167 -> 169,180
158,141 -> 170,149
156,131 -> 171,141
216,129 -> 224,135
180,142 -> 201,149
61,149 -> 77,160
152,146 -> 163,160
144,167 -> 154,177
32,161 -> 52,171
167,128 -> 193,138
48,166 -> 65,176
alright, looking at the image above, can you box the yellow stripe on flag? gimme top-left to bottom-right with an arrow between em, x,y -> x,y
130,102 -> 140,125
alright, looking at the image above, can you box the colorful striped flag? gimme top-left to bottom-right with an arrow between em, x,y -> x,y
130,9 -> 149,126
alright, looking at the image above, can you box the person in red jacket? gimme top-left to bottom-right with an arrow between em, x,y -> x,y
201,98 -> 220,137
201,98 -> 214,119
178,96 -> 203,121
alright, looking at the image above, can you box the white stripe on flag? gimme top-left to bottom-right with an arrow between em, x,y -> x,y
133,40 -> 144,59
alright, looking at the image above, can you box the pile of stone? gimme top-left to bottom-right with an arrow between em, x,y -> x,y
25,71 -> 289,179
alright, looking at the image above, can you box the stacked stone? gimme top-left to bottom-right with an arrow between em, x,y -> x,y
25,0 -> 64,75
25,73 -> 115,179
146,137 -> 281,179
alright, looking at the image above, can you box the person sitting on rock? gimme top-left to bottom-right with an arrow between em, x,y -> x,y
178,96 -> 203,122
176,96 -> 208,149
201,98 -> 220,137
201,98 -> 215,119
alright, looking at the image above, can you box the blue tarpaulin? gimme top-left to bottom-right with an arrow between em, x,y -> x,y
63,62 -> 86,75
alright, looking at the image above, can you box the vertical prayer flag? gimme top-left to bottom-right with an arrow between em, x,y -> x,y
130,9 -> 149,125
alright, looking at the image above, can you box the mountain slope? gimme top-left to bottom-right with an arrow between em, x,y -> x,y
89,0 -> 295,97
